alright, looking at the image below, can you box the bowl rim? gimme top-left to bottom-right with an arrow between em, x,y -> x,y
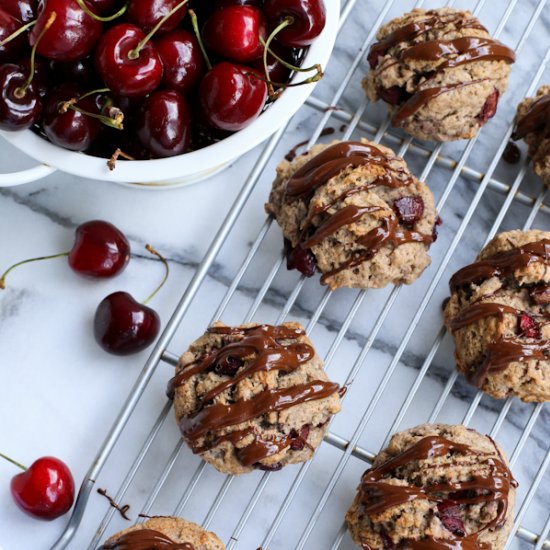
0,0 -> 340,184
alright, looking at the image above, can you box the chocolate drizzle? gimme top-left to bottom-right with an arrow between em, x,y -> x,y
283,141 -> 434,284
99,529 -> 195,550
359,435 -> 516,550
447,240 -> 550,387
168,325 -> 339,468
512,92 -> 550,140
368,10 -> 515,126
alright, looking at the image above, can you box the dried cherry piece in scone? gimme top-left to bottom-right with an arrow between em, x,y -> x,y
284,239 -> 317,277
289,424 -> 310,450
378,85 -> 411,106
214,355 -> 243,376
257,462 -> 283,471
517,312 -> 541,339
476,88 -> 499,123
432,215 -> 443,242
437,501 -> 466,536
393,196 -> 425,228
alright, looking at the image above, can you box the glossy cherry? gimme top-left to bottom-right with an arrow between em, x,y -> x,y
203,5 -> 267,63
2,0 -> 37,23
5,455 -> 75,520
43,84 -> 102,152
49,57 -> 99,86
252,43 -> 299,83
199,62 -> 267,131
29,0 -> 103,62
0,63 -> 41,131
19,58 -> 50,98
94,291 -> 161,355
127,0 -> 187,33
136,89 -> 191,157
0,8 -> 27,62
95,23 -> 163,97
264,0 -> 326,48
69,220 -> 130,278
85,0 -> 123,15
154,29 -> 205,93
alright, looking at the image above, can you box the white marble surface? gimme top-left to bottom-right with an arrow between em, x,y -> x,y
1,1 -> 550,549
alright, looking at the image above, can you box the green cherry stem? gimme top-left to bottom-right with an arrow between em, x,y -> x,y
189,9 -> 212,70
0,19 -> 36,48
142,245 -> 169,305
14,12 -> 56,99
0,252 -> 69,290
128,0 -> 189,60
75,0 -> 129,22
0,452 -> 27,471
262,39 -> 322,75
262,16 -> 294,97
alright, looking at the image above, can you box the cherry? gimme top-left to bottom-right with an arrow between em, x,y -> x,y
203,5 -> 267,63
93,245 -> 168,355
136,89 -> 191,158
42,84 -> 102,152
30,0 -> 103,62
477,88 -> 499,123
154,29 -> 205,93
0,63 -> 41,131
392,196 -> 425,228
378,85 -> 410,106
263,0 -> 326,48
95,23 -> 163,97
252,43 -> 299,84
2,0 -> 37,23
0,8 -> 27,62
213,355 -> 243,376
199,62 -> 267,131
0,453 -> 75,521
517,312 -> 540,339
49,57 -> 99,86
284,239 -> 316,277
20,57 -> 50,98
437,501 -> 465,536
127,0 -> 187,34
85,0 -> 123,16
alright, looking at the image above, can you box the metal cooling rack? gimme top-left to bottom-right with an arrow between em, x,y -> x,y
51,0 -> 550,548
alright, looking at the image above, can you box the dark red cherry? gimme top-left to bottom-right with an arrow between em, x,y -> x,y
94,291 -> 161,355
393,196 -> 425,228
517,312 -> 540,339
203,5 -> 267,63
437,501 -> 465,537
0,63 -> 42,131
95,23 -> 163,97
43,84 -> 102,152
252,43 -> 299,83
263,0 -> 326,48
136,89 -> 191,158
10,456 -> 75,520
85,0 -> 122,15
69,220 -> 130,278
19,57 -> 50,98
155,29 -> 205,93
126,0 -> 187,34
2,0 -> 37,23
29,0 -> 102,62
0,8 -> 27,62
199,62 -> 267,131
477,88 -> 499,123
49,57 -> 98,86
284,239 -> 317,277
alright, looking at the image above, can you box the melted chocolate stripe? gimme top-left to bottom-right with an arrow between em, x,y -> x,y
512,93 -> 550,140
100,529 -> 195,550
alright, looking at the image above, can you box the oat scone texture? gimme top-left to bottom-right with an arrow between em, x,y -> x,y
444,230 -> 550,402
172,321 -> 341,475
363,8 -> 514,141
266,139 -> 438,290
102,516 -> 226,550
345,423 -> 516,550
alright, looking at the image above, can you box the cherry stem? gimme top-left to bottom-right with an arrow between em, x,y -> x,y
14,12 -> 56,99
262,40 -> 320,75
107,148 -> 135,170
263,16 -> 293,98
189,9 -> 211,70
0,251 -> 69,290
66,105 -> 124,130
142,244 -> 169,305
75,0 -> 128,22
0,19 -> 36,48
0,452 -> 27,471
128,0 -> 189,60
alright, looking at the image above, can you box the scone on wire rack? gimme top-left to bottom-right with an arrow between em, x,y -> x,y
363,8 -> 516,142
512,85 -> 550,188
265,139 -> 439,290
168,321 -> 341,475
345,423 -> 517,550
99,516 -> 225,549
444,230 -> 550,402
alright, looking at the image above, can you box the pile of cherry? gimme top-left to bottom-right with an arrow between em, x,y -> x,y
0,0 -> 326,163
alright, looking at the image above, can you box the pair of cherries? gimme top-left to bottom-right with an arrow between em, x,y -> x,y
1,220 -> 165,355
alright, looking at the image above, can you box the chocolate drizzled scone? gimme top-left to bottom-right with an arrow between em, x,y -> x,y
346,423 -> 517,550
444,230 -> 550,402
100,516 -> 225,549
512,85 -> 550,188
168,322 -> 341,475
265,139 -> 438,290
363,8 -> 515,141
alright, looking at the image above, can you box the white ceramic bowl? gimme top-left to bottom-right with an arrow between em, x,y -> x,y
0,1 -> 340,189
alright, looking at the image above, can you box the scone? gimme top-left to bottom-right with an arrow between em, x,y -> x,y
444,230 -> 550,402
512,85 -> 550,188
265,139 -> 438,290
346,423 -> 517,550
100,516 -> 225,549
168,322 -> 341,475
363,8 -> 516,141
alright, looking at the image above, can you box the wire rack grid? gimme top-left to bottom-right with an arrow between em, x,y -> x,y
51,0 -> 550,548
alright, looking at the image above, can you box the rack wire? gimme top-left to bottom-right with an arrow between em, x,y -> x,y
51,0 -> 550,548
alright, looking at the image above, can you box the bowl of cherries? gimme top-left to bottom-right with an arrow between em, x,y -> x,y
0,0 -> 338,188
